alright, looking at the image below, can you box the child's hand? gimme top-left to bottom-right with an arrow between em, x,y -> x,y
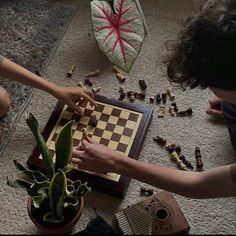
206,96 -> 223,117
72,137 -> 124,173
55,87 -> 97,116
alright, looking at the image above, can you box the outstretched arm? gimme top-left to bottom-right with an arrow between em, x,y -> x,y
72,138 -> 236,199
0,56 -> 96,114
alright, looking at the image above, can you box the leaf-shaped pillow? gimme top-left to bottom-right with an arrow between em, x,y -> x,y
91,0 -> 145,73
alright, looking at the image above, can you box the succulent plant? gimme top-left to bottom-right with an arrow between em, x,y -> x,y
7,113 -> 90,224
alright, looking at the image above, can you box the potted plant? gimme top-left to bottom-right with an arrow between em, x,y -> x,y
7,113 -> 90,234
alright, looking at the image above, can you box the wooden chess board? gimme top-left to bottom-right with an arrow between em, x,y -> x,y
27,95 -> 153,198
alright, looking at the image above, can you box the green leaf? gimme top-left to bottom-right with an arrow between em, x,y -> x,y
32,187 -> 48,208
75,182 -> 91,197
49,170 -> 66,220
55,120 -> 73,172
13,160 -> 48,182
26,113 -> 54,178
64,195 -> 79,209
91,0 -> 145,73
31,180 -> 50,192
6,177 -> 36,196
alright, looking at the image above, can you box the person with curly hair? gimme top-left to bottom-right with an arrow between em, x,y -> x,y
72,0 -> 236,198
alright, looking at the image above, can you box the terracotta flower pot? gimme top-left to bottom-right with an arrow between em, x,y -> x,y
27,196 -> 84,235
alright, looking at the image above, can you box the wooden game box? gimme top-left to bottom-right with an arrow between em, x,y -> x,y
27,94 -> 153,198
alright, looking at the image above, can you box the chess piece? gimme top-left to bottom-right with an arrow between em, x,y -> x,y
137,92 -> 145,100
195,147 -> 203,169
170,151 -> 187,171
81,128 -> 88,139
161,93 -> 167,104
86,69 -> 100,77
174,145 -> 181,155
155,93 -> 161,104
67,64 -> 76,77
84,78 -> 93,86
171,102 -> 179,112
119,85 -> 125,94
140,187 -> 154,196
92,87 -> 101,94
119,92 -> 126,101
158,105 -> 165,118
169,105 -> 175,116
139,80 -> 147,90
78,81 -> 84,88
116,72 -> 126,82
185,108 -> 193,115
166,87 -> 175,100
179,155 -> 194,169
127,91 -> 136,102
153,136 -> 166,146
112,65 -> 121,73
149,96 -> 155,103
89,114 -> 98,127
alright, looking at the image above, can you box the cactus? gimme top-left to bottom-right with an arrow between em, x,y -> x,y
7,113 -> 90,225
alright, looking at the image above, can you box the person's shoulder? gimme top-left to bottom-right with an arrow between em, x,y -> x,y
230,163 -> 236,184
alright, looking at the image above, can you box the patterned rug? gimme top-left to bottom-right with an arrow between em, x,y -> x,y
0,0 -> 77,155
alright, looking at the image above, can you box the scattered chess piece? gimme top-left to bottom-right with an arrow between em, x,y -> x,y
116,72 -> 126,82
179,155 -> 194,169
161,93 -> 167,104
139,80 -> 147,90
67,64 -> 76,77
166,87 -> 175,100
86,69 -> 100,77
170,151 -> 187,171
149,96 -> 155,103
177,108 -> 192,117
166,142 -> 176,153
84,78 -> 93,86
185,108 -> 193,115
158,105 -> 165,118
89,114 -> 98,127
136,92 -> 145,100
81,128 -> 88,139
174,145 -> 181,155
127,91 -> 136,102
118,92 -> 126,101
77,81 -> 84,88
119,85 -> 125,94
169,105 -> 175,116
153,136 -> 166,146
171,102 -> 179,112
155,93 -> 161,104
112,65 -> 121,73
140,187 -> 154,196
195,147 -> 203,169
92,87 -> 101,94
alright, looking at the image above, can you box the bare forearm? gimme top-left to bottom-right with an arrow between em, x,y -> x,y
0,58 -> 59,97
115,156 -> 236,198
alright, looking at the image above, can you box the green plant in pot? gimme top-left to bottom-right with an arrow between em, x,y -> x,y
7,113 -> 90,234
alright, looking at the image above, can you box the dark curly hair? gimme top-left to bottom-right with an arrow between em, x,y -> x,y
166,0 -> 236,90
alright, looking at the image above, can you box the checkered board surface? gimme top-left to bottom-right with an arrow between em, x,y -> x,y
41,100 -> 143,182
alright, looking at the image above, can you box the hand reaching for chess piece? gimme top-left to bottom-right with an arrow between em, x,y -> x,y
72,137 -> 124,173
72,137 -> 236,199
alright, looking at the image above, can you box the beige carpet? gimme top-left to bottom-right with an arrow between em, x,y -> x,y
0,0 -> 235,234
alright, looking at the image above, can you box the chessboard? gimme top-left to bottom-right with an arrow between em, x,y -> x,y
27,94 -> 153,198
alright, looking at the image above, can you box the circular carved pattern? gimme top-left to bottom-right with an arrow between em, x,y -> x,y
154,202 -> 174,223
